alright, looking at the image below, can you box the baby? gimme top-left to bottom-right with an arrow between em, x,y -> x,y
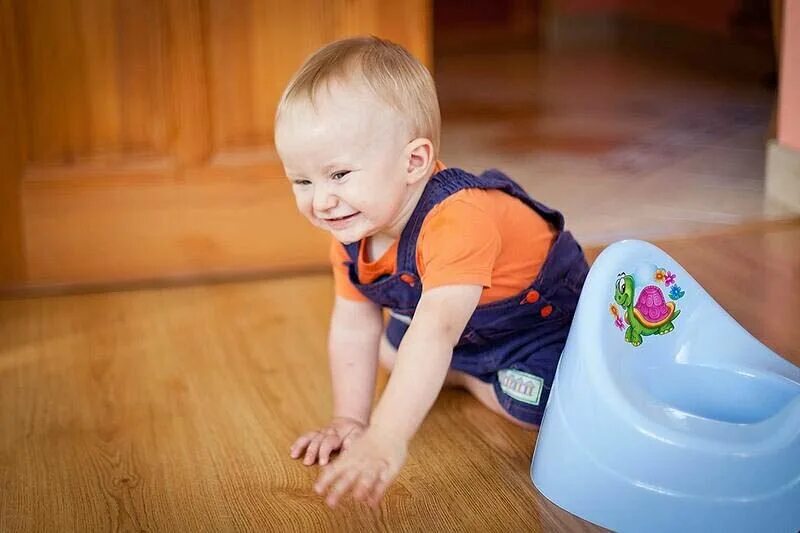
274,36 -> 589,508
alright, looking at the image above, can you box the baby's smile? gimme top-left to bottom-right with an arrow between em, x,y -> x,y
321,212 -> 361,230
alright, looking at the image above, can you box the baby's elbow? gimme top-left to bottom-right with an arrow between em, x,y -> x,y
414,317 -> 464,351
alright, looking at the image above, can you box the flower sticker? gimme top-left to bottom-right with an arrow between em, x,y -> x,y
669,285 -> 685,300
664,271 -> 676,286
654,268 -> 666,283
610,303 -> 625,330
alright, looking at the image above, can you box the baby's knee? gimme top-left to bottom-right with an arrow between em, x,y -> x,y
458,372 -> 538,429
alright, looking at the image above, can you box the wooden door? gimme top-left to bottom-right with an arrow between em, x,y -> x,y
0,0 -> 431,291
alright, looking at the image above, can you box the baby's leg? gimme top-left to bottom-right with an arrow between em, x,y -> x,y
378,335 -> 537,430
450,371 -> 539,430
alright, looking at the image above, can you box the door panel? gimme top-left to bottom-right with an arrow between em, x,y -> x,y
0,0 -> 431,290
0,0 -> 25,284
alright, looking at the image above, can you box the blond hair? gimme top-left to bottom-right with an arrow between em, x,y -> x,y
276,36 -> 440,154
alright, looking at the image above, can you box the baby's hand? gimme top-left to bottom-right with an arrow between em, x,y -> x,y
290,417 -> 366,466
314,427 -> 407,508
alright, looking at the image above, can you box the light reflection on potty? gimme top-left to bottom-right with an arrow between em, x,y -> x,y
530,240 -> 800,533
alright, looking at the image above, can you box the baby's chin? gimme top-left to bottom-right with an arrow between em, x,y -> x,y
324,224 -> 367,245
329,229 -> 364,245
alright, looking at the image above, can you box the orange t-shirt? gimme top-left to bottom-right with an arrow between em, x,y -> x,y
330,171 -> 556,306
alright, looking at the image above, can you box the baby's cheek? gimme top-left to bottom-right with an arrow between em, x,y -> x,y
294,197 -> 313,218
307,214 -> 325,228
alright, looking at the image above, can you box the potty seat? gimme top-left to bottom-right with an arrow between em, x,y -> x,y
531,240 -> 800,532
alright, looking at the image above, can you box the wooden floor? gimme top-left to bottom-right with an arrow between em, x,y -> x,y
1,221 -> 799,532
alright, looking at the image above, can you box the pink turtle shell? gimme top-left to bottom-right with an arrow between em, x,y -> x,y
634,285 -> 671,322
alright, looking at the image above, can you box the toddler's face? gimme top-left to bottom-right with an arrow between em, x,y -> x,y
275,81 -> 419,244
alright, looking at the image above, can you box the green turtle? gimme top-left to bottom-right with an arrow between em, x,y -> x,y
614,273 -> 680,347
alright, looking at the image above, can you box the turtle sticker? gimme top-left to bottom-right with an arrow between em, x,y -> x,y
609,266 -> 683,347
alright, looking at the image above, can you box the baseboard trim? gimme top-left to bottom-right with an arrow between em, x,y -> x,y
766,140 -> 800,212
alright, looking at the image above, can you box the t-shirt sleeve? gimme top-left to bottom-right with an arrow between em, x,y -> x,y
329,238 -> 369,302
416,199 -> 501,290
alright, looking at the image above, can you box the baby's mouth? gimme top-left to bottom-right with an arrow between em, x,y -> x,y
323,213 -> 359,222
320,212 -> 360,229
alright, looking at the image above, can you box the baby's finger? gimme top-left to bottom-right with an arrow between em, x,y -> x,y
315,455 -> 353,496
324,468 -> 360,508
314,461 -> 340,495
290,431 -> 317,459
303,434 -> 324,466
368,470 -> 395,508
351,470 -> 378,502
318,434 -> 341,466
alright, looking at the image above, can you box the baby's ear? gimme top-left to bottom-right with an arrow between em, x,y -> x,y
405,138 -> 434,184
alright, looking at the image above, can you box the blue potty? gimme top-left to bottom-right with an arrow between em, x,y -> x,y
531,239 -> 800,532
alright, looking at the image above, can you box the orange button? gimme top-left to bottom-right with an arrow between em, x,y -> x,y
525,290 -> 540,303
400,273 -> 416,287
540,305 -> 553,318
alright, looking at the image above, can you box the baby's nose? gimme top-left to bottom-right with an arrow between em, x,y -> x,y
312,186 -> 337,211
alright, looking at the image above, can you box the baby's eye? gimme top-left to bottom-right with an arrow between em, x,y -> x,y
331,170 -> 350,181
292,179 -> 311,186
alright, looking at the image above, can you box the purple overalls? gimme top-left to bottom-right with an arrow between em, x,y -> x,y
342,168 -> 589,425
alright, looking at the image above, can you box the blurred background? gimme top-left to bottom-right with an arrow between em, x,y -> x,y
1,0 -> 798,294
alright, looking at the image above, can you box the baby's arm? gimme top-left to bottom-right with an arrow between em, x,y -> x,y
290,296 -> 383,466
328,296 -> 383,424
315,283 -> 482,507
370,284 -> 481,439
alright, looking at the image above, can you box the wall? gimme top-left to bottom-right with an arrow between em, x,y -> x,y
778,0 -> 800,150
